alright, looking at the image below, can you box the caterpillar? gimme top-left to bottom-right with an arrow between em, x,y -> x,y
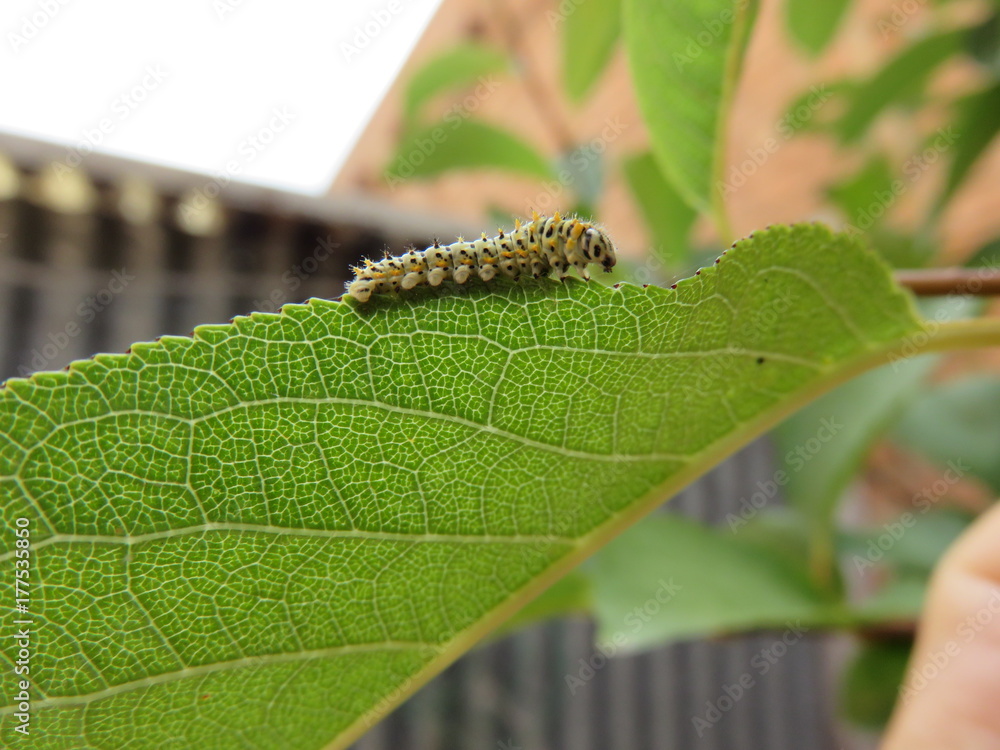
345,211 -> 617,303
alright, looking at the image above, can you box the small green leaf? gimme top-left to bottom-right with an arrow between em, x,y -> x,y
590,514 -> 833,649
937,80 -> 1000,209
840,640 -> 912,729
965,235 -> 1000,268
385,120 -> 554,184
893,375 -> 1000,492
403,44 -> 509,124
835,31 -> 961,143
623,0 -> 760,228
622,150 -> 697,266
562,0 -> 622,102
785,0 -> 850,56
827,154 -> 895,231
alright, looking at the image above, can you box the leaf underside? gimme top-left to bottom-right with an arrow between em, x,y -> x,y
0,224 -> 923,749
623,0 -> 757,214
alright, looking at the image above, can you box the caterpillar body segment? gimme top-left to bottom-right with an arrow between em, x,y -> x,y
346,213 -> 617,304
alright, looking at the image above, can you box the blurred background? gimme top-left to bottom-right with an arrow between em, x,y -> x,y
3,0 -> 1000,747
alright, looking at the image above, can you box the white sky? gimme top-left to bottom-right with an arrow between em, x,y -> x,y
1,0 -> 442,195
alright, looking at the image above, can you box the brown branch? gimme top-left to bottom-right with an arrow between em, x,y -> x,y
894,268 -> 1000,296
490,0 -> 576,153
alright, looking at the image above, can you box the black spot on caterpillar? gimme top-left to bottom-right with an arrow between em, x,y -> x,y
346,212 -> 618,303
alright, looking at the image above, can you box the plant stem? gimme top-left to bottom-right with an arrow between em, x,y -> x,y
490,0 -> 576,155
895,268 -> 1000,296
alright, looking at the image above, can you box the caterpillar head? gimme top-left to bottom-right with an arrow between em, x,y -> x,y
582,227 -> 617,272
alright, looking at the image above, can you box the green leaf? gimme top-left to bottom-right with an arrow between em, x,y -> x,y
590,514 -> 833,650
835,31 -> 962,143
827,154 -> 895,231
402,44 -> 510,124
840,639 -> 912,729
785,0 -> 850,56
866,228 -> 935,269
13,223 -> 1000,749
780,81 -> 852,136
726,507 -> 813,574
774,355 -> 936,586
562,0 -> 622,102
893,375 -> 1000,492
937,80 -> 1000,209
964,10 -> 1000,74
965,235 -> 1000,268
841,509 -> 972,580
851,576 -> 927,621
623,0 -> 759,229
965,237 -> 1000,268
776,359 -> 935,531
384,120 -> 554,184
622,150 -> 698,266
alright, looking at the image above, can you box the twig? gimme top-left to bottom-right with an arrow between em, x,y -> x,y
895,268 -> 1000,296
490,0 -> 576,153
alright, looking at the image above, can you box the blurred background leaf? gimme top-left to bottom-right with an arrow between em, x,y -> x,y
936,80 -> 1000,211
589,514 -> 838,651
622,150 -> 697,266
774,357 -> 936,589
403,44 -> 510,125
785,0 -> 850,57
893,375 -> 1000,493
835,31 -> 961,143
563,0 -> 622,102
839,640 -> 913,729
623,0 -> 759,227
386,120 -> 555,181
